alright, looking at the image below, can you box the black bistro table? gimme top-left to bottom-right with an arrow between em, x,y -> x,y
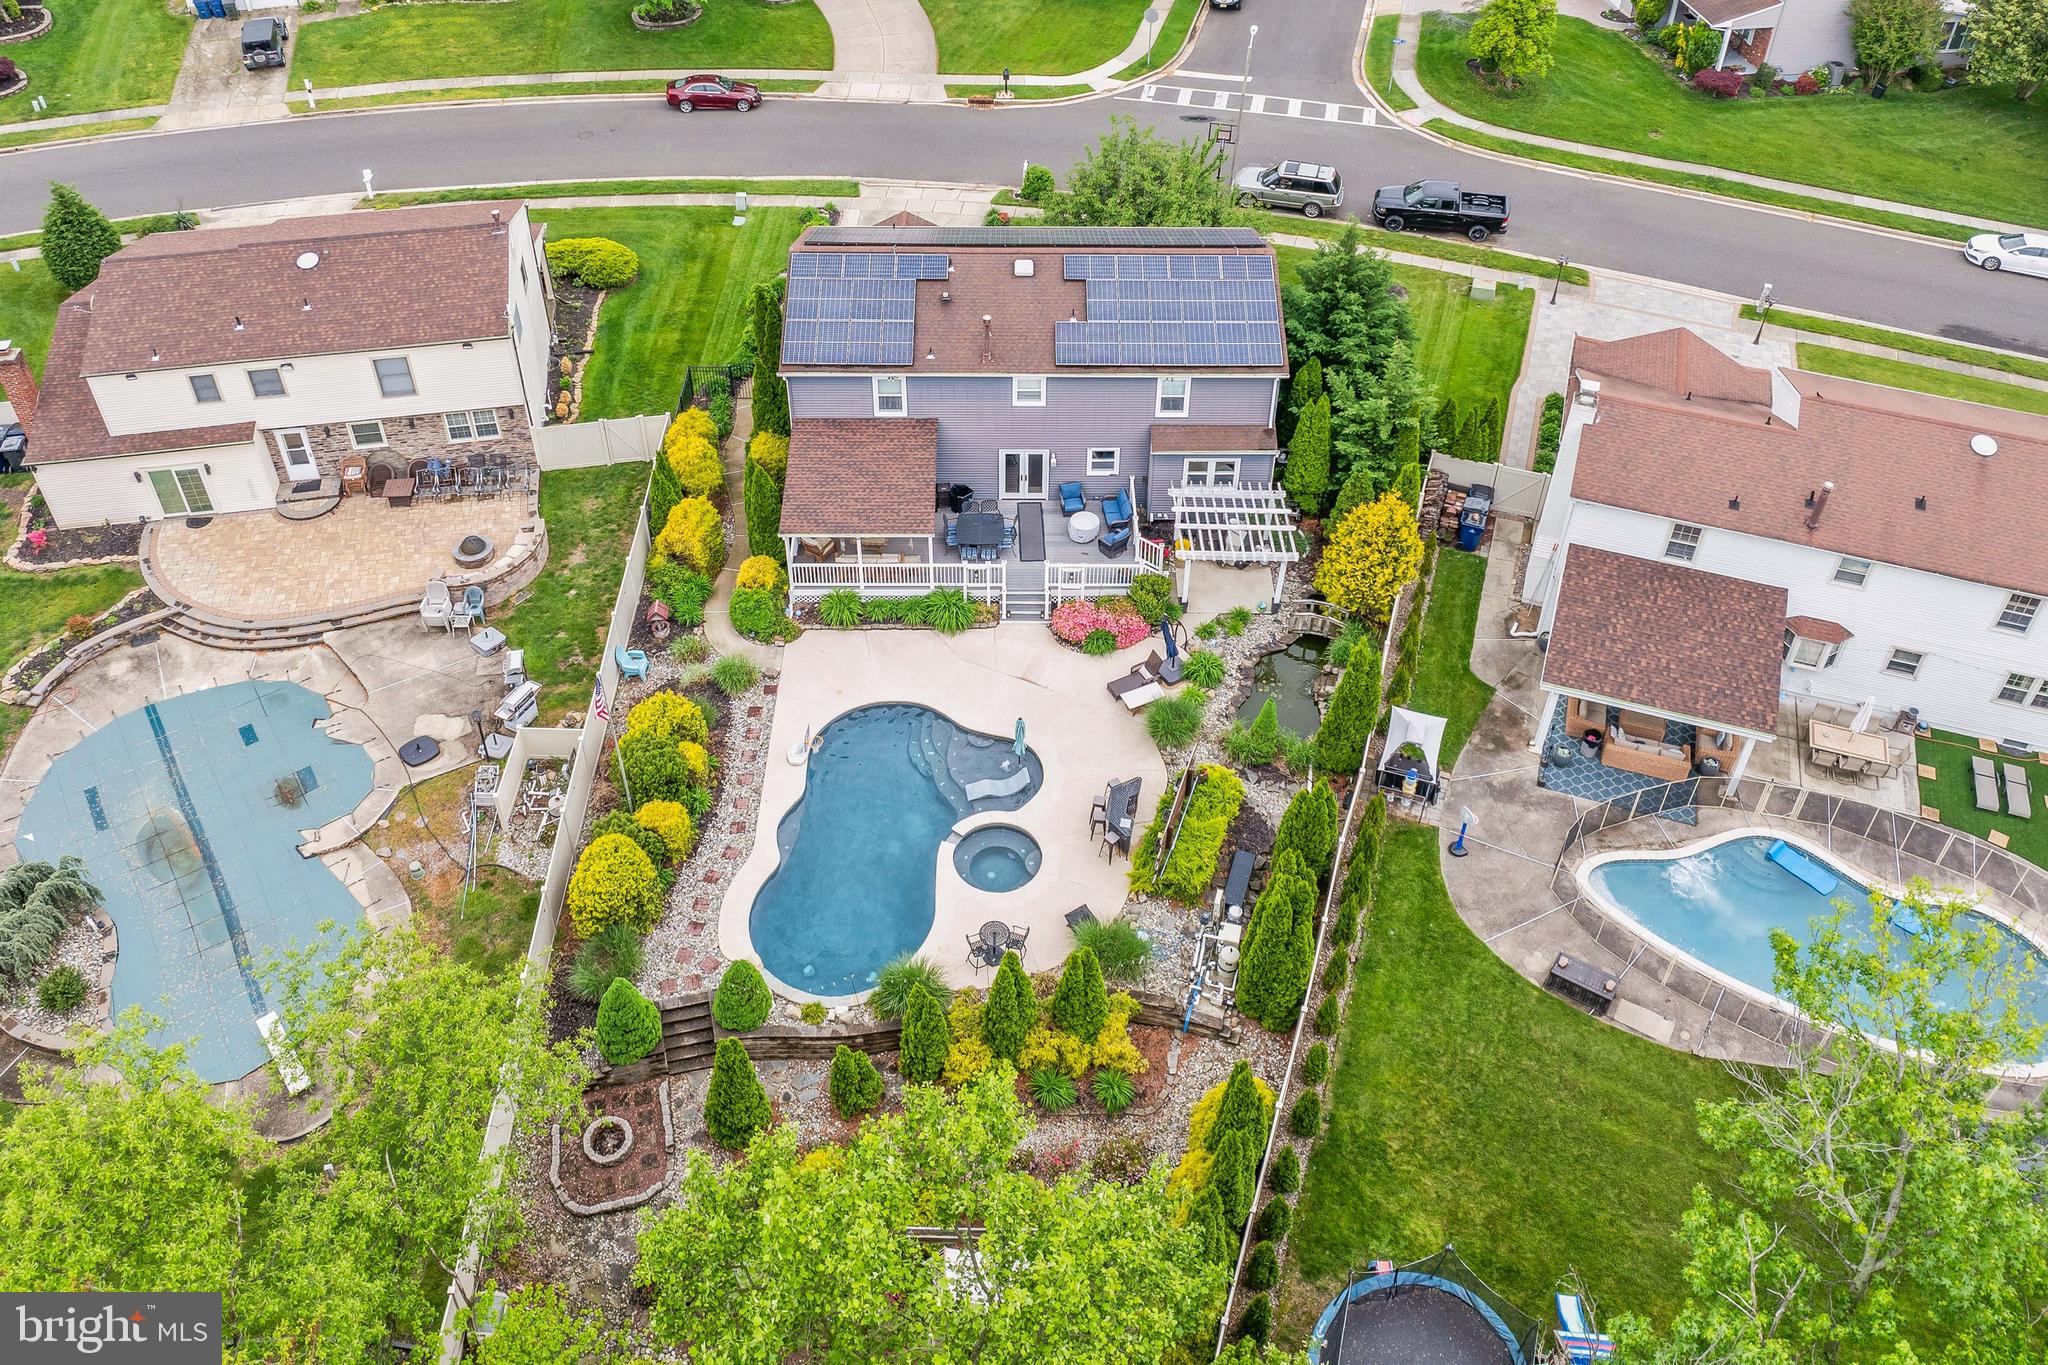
979,921 -> 1013,964
956,511 -> 1005,552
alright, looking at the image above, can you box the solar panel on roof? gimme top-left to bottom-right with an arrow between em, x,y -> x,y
788,252 -> 950,279
807,225 -> 1268,247
783,271 -> 920,365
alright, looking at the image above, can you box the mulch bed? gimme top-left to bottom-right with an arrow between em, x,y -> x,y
549,280 -> 601,413
555,1079 -> 670,1206
16,521 -> 142,566
0,6 -> 49,44
545,946 -> 597,1048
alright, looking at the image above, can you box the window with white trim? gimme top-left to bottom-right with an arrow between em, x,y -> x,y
373,356 -> 416,398
444,410 -> 502,441
1782,628 -> 1839,670
873,375 -> 906,416
1884,648 -> 1923,678
148,468 -> 212,517
1996,673 -> 2048,708
1664,522 -> 1703,561
1182,458 -> 1239,487
1087,448 -> 1119,476
189,374 -> 221,404
1833,555 -> 1872,586
1996,592 -> 2039,633
1012,375 -> 1046,406
348,420 -> 388,449
247,367 -> 285,398
1937,17 -> 1967,52
1156,377 -> 1190,417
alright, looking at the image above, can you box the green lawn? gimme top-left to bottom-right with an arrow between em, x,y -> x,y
0,536 -> 143,686
498,463 -> 652,720
1408,549 -> 1493,767
289,0 -> 833,87
1753,306 -> 2048,383
921,0 -> 1148,75
1265,211 -> 1591,285
1797,345 -> 2048,417
0,257 -> 70,380
1285,826 -> 1744,1339
539,205 -> 808,420
1917,730 -> 2048,870
0,0 -> 188,126
947,83 -> 1092,101
1395,265 -> 1532,426
1363,14 -> 1415,113
1414,14 -> 2048,226
1109,0 -> 1199,82
302,79 -> 823,113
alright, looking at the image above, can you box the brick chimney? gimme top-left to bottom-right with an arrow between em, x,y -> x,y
0,340 -> 36,434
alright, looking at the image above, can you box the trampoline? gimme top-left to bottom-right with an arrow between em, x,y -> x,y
1310,1248 -> 1543,1365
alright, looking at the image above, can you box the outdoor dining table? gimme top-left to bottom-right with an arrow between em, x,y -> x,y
1810,720 -> 1891,767
1104,777 -> 1142,849
956,511 -> 1005,550
979,922 -> 1012,956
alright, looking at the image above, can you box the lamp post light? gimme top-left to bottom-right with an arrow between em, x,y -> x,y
1753,282 -> 1775,343
1551,253 -> 1569,304
1224,25 -> 1258,189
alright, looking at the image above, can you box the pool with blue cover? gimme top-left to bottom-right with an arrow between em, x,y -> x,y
15,681 -> 374,1082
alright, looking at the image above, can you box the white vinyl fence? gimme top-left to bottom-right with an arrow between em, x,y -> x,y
1429,452 -> 1549,519
534,414 -> 669,470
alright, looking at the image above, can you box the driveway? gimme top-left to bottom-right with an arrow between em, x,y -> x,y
157,18 -> 293,131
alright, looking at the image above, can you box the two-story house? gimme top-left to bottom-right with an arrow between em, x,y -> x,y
773,225 -> 1299,616
4,201 -> 553,529
1524,327 -> 2048,785
1651,0 -> 1971,76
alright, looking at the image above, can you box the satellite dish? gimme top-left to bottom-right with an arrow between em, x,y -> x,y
295,251 -> 320,270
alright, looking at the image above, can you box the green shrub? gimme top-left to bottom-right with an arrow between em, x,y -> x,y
1255,1197 -> 1292,1241
545,236 -> 640,290
1302,1041 -> 1329,1086
566,833 -> 663,937
1224,696 -> 1281,767
616,733 -> 687,806
1289,1090 -> 1322,1138
1210,1127 -> 1256,1227
899,983 -> 951,1083
800,1000 -> 826,1025
1126,573 -> 1175,625
1181,649 -> 1226,688
1312,991 -> 1341,1036
40,184 -> 121,292
1321,952 -> 1349,992
1146,688 -> 1207,750
567,922 -> 645,1003
1268,1144 -> 1299,1193
591,809 -> 667,871
1020,162 -> 1056,202
1631,0 -> 1664,27
1081,628 -> 1118,656
1072,917 -> 1149,981
1330,896 -> 1360,949
818,590 -> 862,628
1092,1067 -> 1137,1115
712,960 -> 773,1031
711,655 -> 760,696
1235,1295 -> 1272,1345
647,559 -> 714,620
1278,731 -> 1317,775
1028,1067 -> 1078,1112
1234,858 -> 1317,1031
595,978 -> 662,1065
729,588 -> 793,643
709,391 -> 734,441
1314,644 -> 1381,775
704,1037 -> 772,1149
1195,619 -> 1222,641
1049,945 -> 1109,1043
924,588 -> 978,635
1137,764 -> 1243,903
1245,1241 -> 1279,1292
1273,781 -> 1341,886
828,1044 -> 885,1118
871,953 -> 949,1019
635,799 -> 696,865
982,952 -> 1035,1061
34,964 -> 89,1014
1220,606 -> 1253,636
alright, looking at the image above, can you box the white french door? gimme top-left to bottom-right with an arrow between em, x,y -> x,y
999,449 -> 1048,499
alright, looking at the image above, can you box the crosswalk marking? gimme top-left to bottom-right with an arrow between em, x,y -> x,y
1118,83 -> 1377,127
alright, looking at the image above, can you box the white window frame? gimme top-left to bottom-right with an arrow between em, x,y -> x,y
1833,555 -> 1872,587
148,467 -> 213,517
348,420 -> 388,450
1182,458 -> 1240,488
1995,592 -> 2039,633
1087,447 -> 1119,476
1937,17 -> 1967,52
873,375 -> 906,416
1884,648 -> 1923,678
373,356 -> 416,398
247,367 -> 285,398
444,409 -> 503,442
1782,630 -> 1838,671
189,373 -> 222,404
1012,375 -> 1046,407
1156,376 -> 1190,417
1664,522 -> 1703,561
1996,673 -> 2048,708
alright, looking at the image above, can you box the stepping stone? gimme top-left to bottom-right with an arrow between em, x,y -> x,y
723,845 -> 740,859
676,945 -> 696,965
659,977 -> 678,994
693,896 -> 710,911
687,920 -> 706,933
702,869 -> 721,884
745,726 -> 761,740
736,774 -> 754,788
747,706 -> 764,718
682,974 -> 702,990
1989,830 -> 2011,849
729,820 -> 746,834
698,955 -> 721,973
764,684 -> 779,695
1920,804 -> 1941,821
1916,763 -> 1937,780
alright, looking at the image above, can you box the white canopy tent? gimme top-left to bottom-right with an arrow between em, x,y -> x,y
1379,705 -> 1448,804
1167,483 -> 1300,602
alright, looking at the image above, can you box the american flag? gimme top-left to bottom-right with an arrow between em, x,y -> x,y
591,678 -> 609,723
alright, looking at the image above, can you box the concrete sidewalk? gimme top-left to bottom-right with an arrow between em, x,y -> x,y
1381,1 -> 2026,235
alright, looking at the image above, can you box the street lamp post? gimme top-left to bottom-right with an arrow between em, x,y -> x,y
1224,25 -> 1258,189
1551,254 -> 1569,304
1753,283 -> 1775,343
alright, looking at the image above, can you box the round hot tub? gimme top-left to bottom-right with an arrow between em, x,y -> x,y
453,534 -> 495,569
953,825 -> 1042,892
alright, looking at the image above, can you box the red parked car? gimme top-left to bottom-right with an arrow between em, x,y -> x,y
665,75 -> 762,112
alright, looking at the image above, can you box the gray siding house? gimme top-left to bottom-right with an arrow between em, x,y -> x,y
775,225 -> 1295,617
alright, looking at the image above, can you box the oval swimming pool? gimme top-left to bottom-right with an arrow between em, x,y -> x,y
748,704 -> 1041,996
1584,833 -> 2048,1060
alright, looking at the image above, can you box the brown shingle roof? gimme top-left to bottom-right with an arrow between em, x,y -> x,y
1785,614 -> 1852,645
1543,546 -> 1787,735
1569,332 -> 2048,595
1150,424 -> 1279,453
76,202 -> 520,375
872,211 -> 935,228
1572,328 -> 1773,407
25,299 -> 255,467
1683,0 -> 1781,24
781,418 -> 939,537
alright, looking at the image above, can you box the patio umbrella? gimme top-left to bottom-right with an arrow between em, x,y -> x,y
1851,696 -> 1877,732
1014,717 -> 1026,758
1160,617 -> 1178,661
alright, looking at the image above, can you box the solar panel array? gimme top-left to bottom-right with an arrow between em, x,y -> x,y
1055,253 -> 1285,367
783,254 -> 950,365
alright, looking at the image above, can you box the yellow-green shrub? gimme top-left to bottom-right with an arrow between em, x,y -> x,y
545,236 -> 640,289
1091,1019 -> 1147,1076
676,738 -> 711,783
736,555 -> 785,593
1017,1024 -> 1094,1079
634,800 -> 695,865
947,989 -> 985,1042
668,406 -> 717,446
625,692 -> 708,747
943,1036 -> 994,1085
656,497 -> 726,576
566,833 -> 663,936
747,429 -> 789,480
665,432 -> 723,500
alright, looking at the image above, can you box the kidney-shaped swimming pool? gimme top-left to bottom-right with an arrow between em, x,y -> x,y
748,704 -> 1041,996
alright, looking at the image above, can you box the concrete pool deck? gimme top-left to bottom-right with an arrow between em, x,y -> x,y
720,624 -> 1170,1001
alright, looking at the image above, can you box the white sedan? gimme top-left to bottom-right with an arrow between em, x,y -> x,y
1963,231 -> 2048,277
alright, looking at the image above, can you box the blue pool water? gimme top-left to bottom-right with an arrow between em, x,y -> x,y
954,825 -> 1042,893
1587,835 -> 2048,1058
749,704 -> 1041,995
15,681 -> 374,1082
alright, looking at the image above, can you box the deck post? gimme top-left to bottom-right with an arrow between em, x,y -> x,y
1729,733 -> 1757,784
1531,689 -> 1562,754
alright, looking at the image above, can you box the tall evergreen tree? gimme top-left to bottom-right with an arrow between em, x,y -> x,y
1284,394 -> 1332,516
982,950 -> 1036,1061
1273,781 -> 1341,887
1040,117 -> 1249,228
1206,1060 -> 1268,1152
1431,395 -> 1462,456
1209,1128 -> 1256,1228
750,281 -> 790,437
1281,225 -> 1415,379
1314,644 -> 1383,774
898,983 -> 950,1084
41,183 -> 121,292
704,1037 -> 772,1150
1049,945 -> 1109,1042
1330,465 -> 1376,524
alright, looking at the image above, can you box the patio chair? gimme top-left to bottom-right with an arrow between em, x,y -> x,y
1007,924 -> 1030,958
2004,763 -> 2033,819
1555,1294 -> 1617,1363
1089,795 -> 1108,837
418,581 -> 453,631
1102,488 -> 1134,531
965,931 -> 993,971
615,645 -> 650,681
1065,905 -> 1098,931
463,585 -> 486,624
999,522 -> 1017,551
1098,522 -> 1133,557
1973,755 -> 2001,812
1059,481 -> 1086,516
1108,652 -> 1167,710
944,519 -> 959,549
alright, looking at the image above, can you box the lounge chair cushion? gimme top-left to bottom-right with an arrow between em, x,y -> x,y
2004,763 -> 2033,819
1059,481 -> 1085,515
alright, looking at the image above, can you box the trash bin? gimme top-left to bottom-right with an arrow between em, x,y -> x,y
1457,482 -> 1494,552
935,481 -> 974,512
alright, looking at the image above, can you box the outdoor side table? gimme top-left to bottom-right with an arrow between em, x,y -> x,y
384,477 -> 416,509
1068,510 -> 1101,544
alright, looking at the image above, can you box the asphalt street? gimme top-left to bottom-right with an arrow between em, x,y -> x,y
0,0 -> 2038,356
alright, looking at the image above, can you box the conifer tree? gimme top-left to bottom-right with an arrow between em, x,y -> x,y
704,1037 -> 771,1149
982,950 -> 1036,1061
898,983 -> 951,1084
41,184 -> 121,292
1049,945 -> 1109,1042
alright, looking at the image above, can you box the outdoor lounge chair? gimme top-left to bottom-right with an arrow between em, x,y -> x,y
2004,763 -> 2033,819
1555,1294 -> 1617,1363
1064,905 -> 1098,931
615,645 -> 650,681
1059,481 -> 1086,516
1973,754 -> 2001,812
418,581 -> 453,631
1102,488 -> 1134,530
1223,849 -> 1256,914
1107,652 -> 1167,710
1098,522 -> 1133,557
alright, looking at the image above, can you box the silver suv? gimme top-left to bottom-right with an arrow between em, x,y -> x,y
1233,161 -> 1343,217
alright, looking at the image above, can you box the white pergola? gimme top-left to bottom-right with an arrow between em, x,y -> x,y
1167,483 -> 1300,603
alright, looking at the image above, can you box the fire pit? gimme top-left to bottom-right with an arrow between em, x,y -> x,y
453,534 -> 495,569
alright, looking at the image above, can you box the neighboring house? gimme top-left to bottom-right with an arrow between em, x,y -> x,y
2,202 -> 553,529
1653,0 -> 1969,74
1524,327 -> 2048,778
775,225 -> 1299,616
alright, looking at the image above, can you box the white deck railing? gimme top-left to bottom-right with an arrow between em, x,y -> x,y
788,560 -> 1005,602
1046,537 -> 1168,605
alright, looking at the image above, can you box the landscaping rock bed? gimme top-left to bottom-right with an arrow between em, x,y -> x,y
0,588 -> 166,703
5,492 -> 142,570
0,6 -> 52,44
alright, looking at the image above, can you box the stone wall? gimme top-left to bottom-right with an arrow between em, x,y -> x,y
262,406 -> 537,486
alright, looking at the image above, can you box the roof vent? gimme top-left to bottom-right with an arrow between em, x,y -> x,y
295,251 -> 320,270
1013,258 -> 1035,277
1575,378 -> 1600,409
1971,433 -> 1998,457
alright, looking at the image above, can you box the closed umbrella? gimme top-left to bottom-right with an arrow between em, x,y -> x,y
1014,717 -> 1026,758
1158,618 -> 1183,683
1851,696 -> 1876,733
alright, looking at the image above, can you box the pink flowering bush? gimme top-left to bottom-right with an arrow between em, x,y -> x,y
24,529 -> 47,556
1050,600 -> 1149,649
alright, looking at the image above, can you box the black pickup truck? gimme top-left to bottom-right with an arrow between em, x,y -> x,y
1370,180 -> 1510,241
